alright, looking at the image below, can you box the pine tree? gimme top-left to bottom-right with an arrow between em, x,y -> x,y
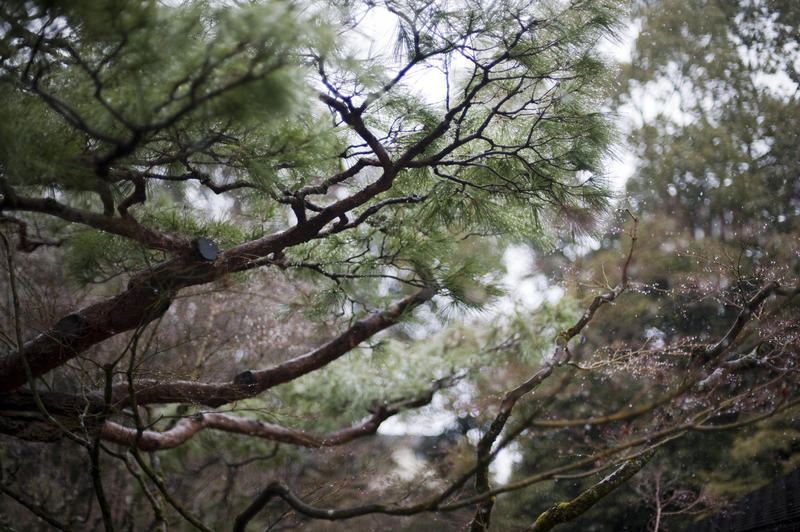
0,1 -> 797,530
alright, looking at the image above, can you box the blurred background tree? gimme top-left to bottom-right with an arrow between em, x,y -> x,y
497,0 -> 800,529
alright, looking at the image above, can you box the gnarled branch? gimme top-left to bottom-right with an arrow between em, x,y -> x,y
101,375 -> 455,451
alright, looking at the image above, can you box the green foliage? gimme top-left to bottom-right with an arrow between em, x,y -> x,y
0,88 -> 93,190
140,189 -> 247,245
1,0 -> 625,304
730,427 -> 800,464
65,229 -> 154,284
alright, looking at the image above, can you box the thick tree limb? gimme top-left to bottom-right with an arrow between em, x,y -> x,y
101,376 -> 453,451
102,411 -> 386,451
0,279 -> 177,393
0,184 -> 432,391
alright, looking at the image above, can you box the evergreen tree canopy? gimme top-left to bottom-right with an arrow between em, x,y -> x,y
0,0 -> 616,391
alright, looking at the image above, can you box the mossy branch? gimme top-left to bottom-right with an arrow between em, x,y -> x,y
527,448 -> 656,532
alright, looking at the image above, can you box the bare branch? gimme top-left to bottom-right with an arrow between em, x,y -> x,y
107,285 -> 436,408
468,213 -> 638,529
1,193 -> 190,252
0,483 -> 73,531
502,211 -> 638,414
0,215 -> 62,251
